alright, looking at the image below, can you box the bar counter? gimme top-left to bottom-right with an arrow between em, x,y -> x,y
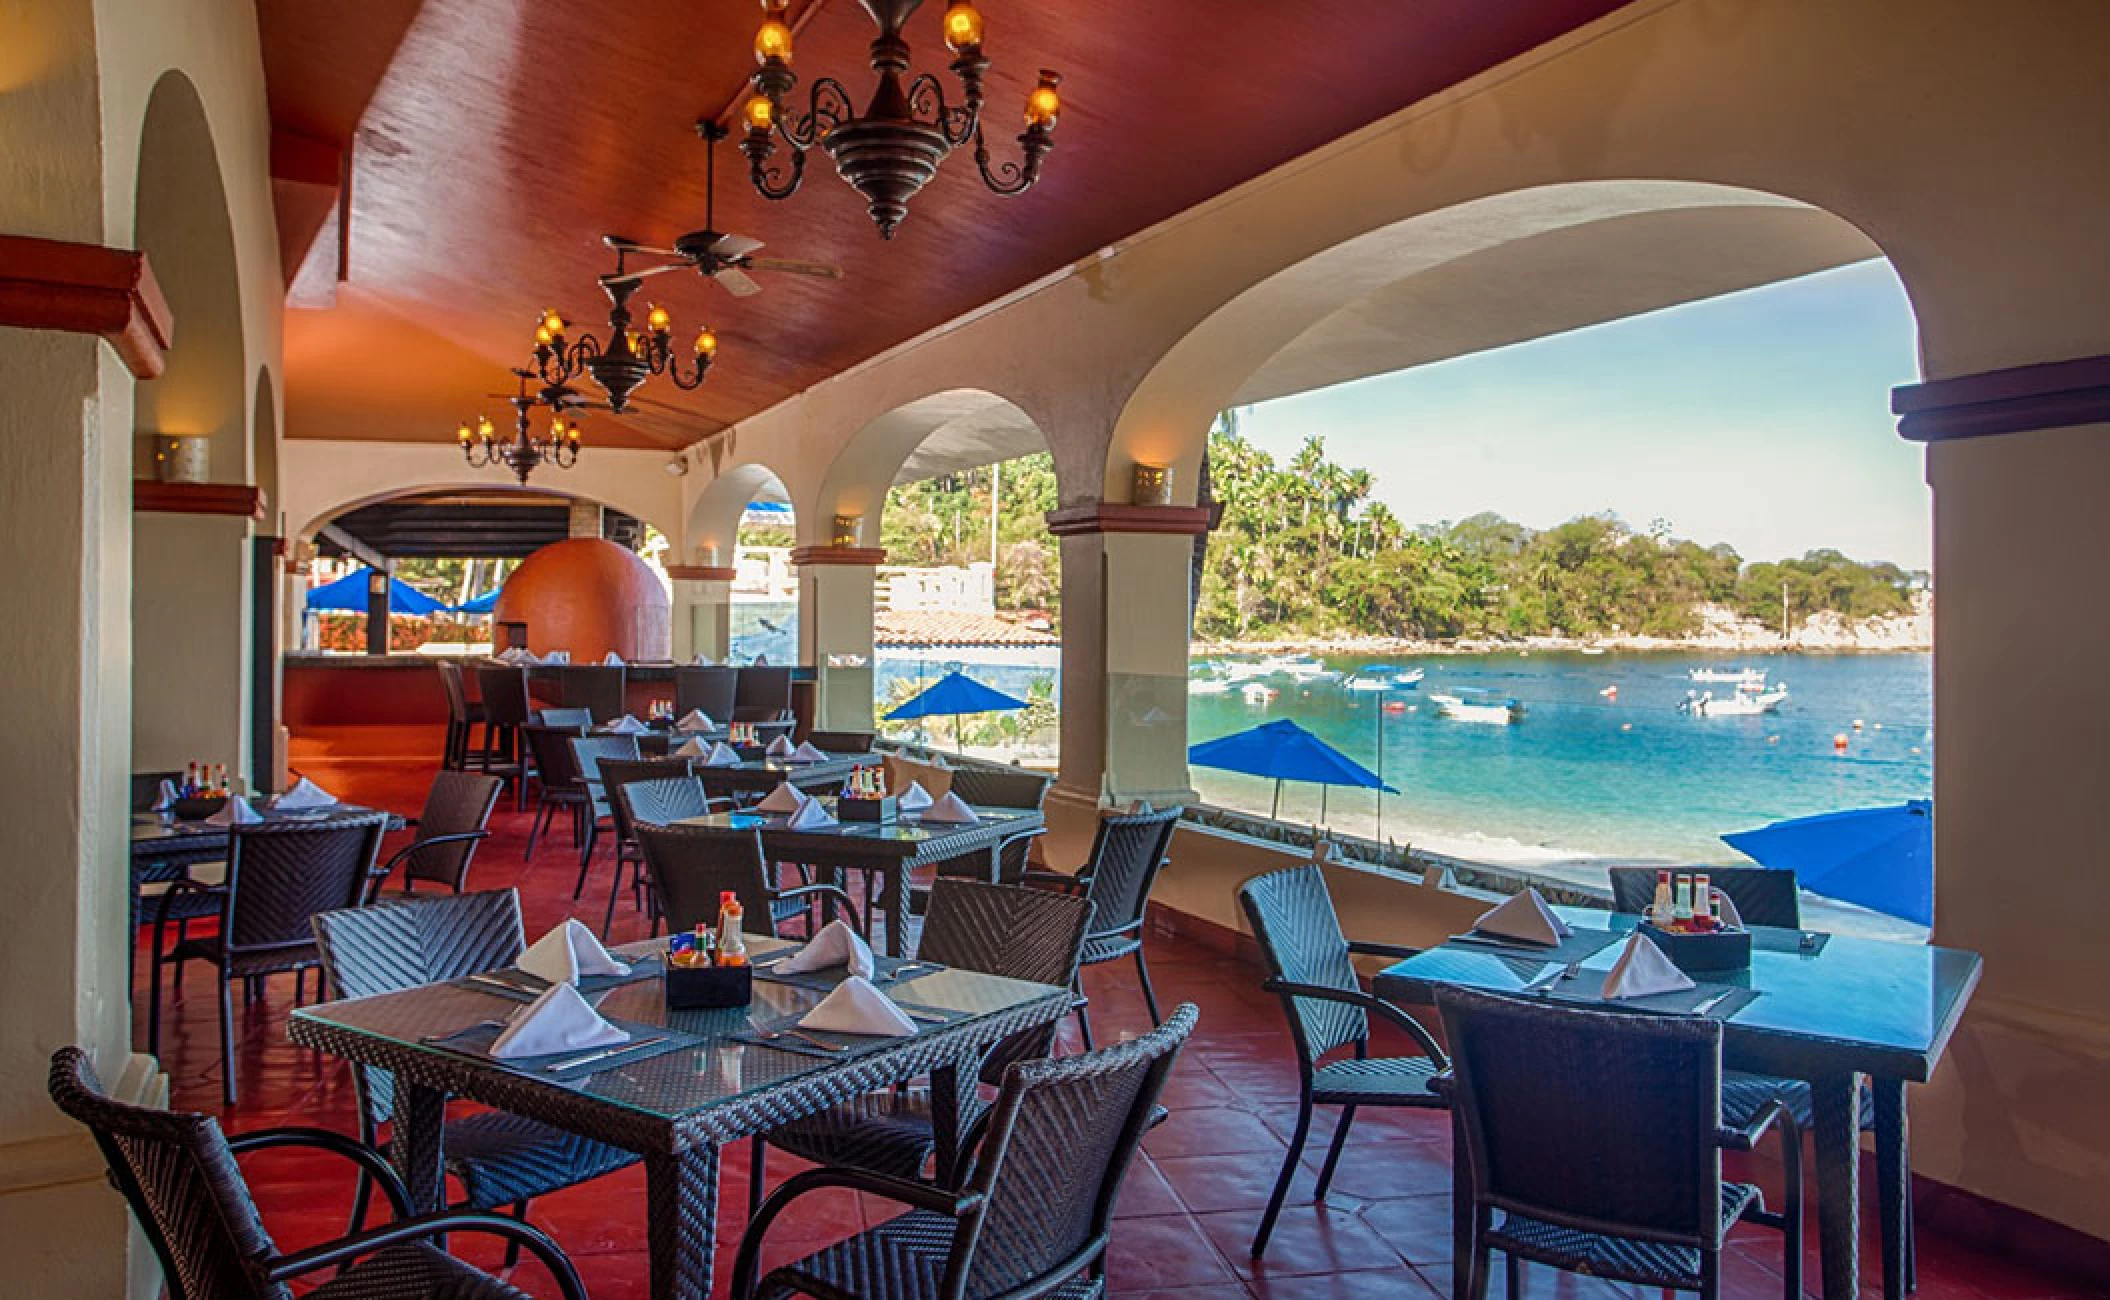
284,654 -> 815,730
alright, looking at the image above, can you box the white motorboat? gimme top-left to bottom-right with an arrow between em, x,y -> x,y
1689,666 -> 1768,685
1260,655 -> 1333,682
1679,687 -> 1789,716
1188,677 -> 1232,696
1432,691 -> 1525,725
1241,681 -> 1279,704
1347,665 -> 1425,692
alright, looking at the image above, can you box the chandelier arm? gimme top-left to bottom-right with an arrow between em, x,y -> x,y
534,334 -> 605,385
971,120 -> 1048,196
746,140 -> 805,201
660,351 -> 716,391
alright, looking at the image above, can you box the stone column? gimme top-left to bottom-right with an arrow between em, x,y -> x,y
567,498 -> 603,539
793,546 -> 883,732
666,564 -> 735,662
1048,504 -> 1214,808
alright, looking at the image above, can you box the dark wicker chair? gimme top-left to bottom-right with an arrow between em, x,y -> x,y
535,706 -> 595,728
520,722 -> 590,863
569,733 -> 642,896
372,769 -> 502,896
805,729 -> 877,752
596,756 -> 696,936
616,775 -> 717,935
734,665 -> 793,722
1608,865 -> 1802,929
1023,802 -> 1181,1049
731,1003 -> 1200,1300
674,665 -> 739,723
553,664 -> 627,723
751,879 -> 1094,1214
311,890 -> 640,1265
474,663 -> 533,809
936,762 -> 1052,882
634,822 -> 858,937
1434,985 -> 1802,1300
47,1045 -> 586,1300
436,660 -> 484,772
1237,862 -> 1450,1257
146,814 -> 388,1104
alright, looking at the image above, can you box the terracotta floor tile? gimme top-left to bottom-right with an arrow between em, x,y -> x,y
1194,1203 -> 1406,1281
1155,1151 -> 1315,1216
1107,1213 -> 1247,1293
1144,1106 -> 1290,1159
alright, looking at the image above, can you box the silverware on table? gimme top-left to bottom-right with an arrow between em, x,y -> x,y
547,1035 -> 666,1073
419,1019 -> 504,1045
898,1006 -> 947,1024
1691,990 -> 1736,1017
466,972 -> 536,996
1523,962 -> 1582,993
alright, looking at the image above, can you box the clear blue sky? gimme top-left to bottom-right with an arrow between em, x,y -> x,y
1239,260 -> 1931,571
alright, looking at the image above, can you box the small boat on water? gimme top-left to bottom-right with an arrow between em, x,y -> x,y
1690,666 -> 1768,685
1347,665 -> 1424,692
1241,681 -> 1279,704
1432,690 -> 1526,725
1188,677 -> 1232,696
1679,687 -> 1789,717
1259,655 -> 1333,682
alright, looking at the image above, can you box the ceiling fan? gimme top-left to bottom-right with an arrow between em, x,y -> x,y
599,122 -> 842,299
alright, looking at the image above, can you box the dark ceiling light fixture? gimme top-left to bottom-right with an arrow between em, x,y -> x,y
528,241 -> 718,414
739,0 -> 1063,239
459,368 -> 591,484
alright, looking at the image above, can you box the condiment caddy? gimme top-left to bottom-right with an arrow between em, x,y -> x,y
1638,869 -> 1752,973
835,763 -> 897,822
663,891 -> 754,1008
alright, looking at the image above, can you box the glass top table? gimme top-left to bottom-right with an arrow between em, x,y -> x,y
1375,909 -> 1981,1300
290,935 -> 1071,1299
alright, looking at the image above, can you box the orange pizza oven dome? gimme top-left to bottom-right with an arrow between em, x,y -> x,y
493,537 -> 670,662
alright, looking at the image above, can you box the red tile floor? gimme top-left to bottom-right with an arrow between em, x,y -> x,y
131,743 -> 2094,1298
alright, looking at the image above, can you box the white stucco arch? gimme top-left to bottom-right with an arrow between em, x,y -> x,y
810,388 -> 1050,547
685,460 -> 794,564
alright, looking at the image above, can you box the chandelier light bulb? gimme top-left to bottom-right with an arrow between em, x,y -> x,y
534,324 -> 553,347
942,1 -> 985,52
540,309 -> 565,336
477,415 -> 494,440
754,11 -> 794,64
745,93 -> 775,132
695,327 -> 718,356
1024,71 -> 1061,128
646,303 -> 671,333
456,421 -> 472,445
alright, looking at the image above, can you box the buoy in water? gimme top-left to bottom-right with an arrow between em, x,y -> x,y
1382,700 -> 1406,714
1599,685 -> 1618,698
1833,733 -> 1850,751
1768,735 -> 1781,744
1852,719 -> 1865,731
1620,722 -> 1633,732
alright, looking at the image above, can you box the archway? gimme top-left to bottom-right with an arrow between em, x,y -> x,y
130,69 -> 253,778
684,461 -> 798,663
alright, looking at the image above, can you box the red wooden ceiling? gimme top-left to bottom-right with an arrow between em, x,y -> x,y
259,0 -> 1630,449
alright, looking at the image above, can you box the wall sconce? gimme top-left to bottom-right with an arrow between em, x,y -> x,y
831,513 -> 864,548
154,434 -> 210,485
367,570 -> 391,597
695,543 -> 720,567
1130,461 -> 1173,507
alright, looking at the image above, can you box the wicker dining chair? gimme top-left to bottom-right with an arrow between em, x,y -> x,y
567,732 -> 641,895
311,890 -> 640,1265
1434,985 -> 1803,1300
634,822 -> 858,937
931,763 -> 1051,888
596,756 -> 696,936
731,1003 -> 1200,1300
436,660 -> 484,772
552,664 -> 626,723
1607,864 -> 1903,1280
750,879 -> 1094,1215
47,1046 -> 586,1300
1022,802 -> 1182,1049
733,664 -> 793,721
804,729 -> 877,752
473,663 -> 533,809
145,814 -> 388,1105
1237,861 -> 1450,1257
519,722 -> 589,862
674,664 -> 739,722
371,769 -> 502,897
534,706 -> 594,728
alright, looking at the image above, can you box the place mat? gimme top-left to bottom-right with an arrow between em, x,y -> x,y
456,955 -> 664,1003
727,1002 -> 970,1061
1750,926 -> 1830,956
1547,979 -> 1763,1020
751,952 -> 946,992
418,1015 -> 699,1080
1443,927 -> 1624,965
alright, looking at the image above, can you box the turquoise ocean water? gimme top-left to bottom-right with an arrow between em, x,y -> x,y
1188,652 -> 1932,865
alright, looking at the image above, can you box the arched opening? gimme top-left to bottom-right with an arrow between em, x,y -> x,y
685,461 -> 798,664
130,69 -> 253,779
1126,182 -> 1930,937
821,390 -> 1060,762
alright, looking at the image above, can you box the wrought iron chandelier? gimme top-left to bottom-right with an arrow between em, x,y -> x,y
528,245 -> 718,414
459,368 -> 587,484
739,0 -> 1062,239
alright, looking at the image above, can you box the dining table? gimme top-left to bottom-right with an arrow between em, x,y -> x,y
288,934 -> 1072,1300
1373,909 -> 1981,1300
673,802 -> 1047,957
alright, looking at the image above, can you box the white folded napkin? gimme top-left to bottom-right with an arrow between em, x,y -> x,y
673,736 -> 710,759
785,798 -> 839,831
601,651 -> 625,665
918,791 -> 978,824
1711,889 -> 1744,930
489,982 -> 630,1059
273,776 -> 337,811
755,782 -> 810,814
776,919 -> 875,978
516,918 -> 631,985
1473,888 -> 1574,947
789,741 -> 827,763
205,797 -> 263,826
705,741 -> 743,768
798,975 -> 917,1037
898,780 -> 934,812
546,650 -> 571,664
677,709 -> 716,731
605,715 -> 649,735
765,734 -> 795,759
1601,932 -> 1697,1000
153,779 -> 178,812
496,647 -> 526,664
691,654 -> 716,666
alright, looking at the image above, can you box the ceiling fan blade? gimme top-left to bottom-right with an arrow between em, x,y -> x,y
710,232 -> 765,258
713,266 -> 764,298
747,257 -> 845,280
600,261 -> 693,288
605,235 -> 684,257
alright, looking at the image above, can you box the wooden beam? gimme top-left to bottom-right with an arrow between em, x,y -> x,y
319,521 -> 388,569
1894,354 -> 2110,443
134,481 -> 265,519
0,235 -> 174,378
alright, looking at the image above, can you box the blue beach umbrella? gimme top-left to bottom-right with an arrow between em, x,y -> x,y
304,567 -> 448,617
1189,718 -> 1398,822
1721,799 -> 1933,926
452,588 -> 502,615
885,670 -> 1028,752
